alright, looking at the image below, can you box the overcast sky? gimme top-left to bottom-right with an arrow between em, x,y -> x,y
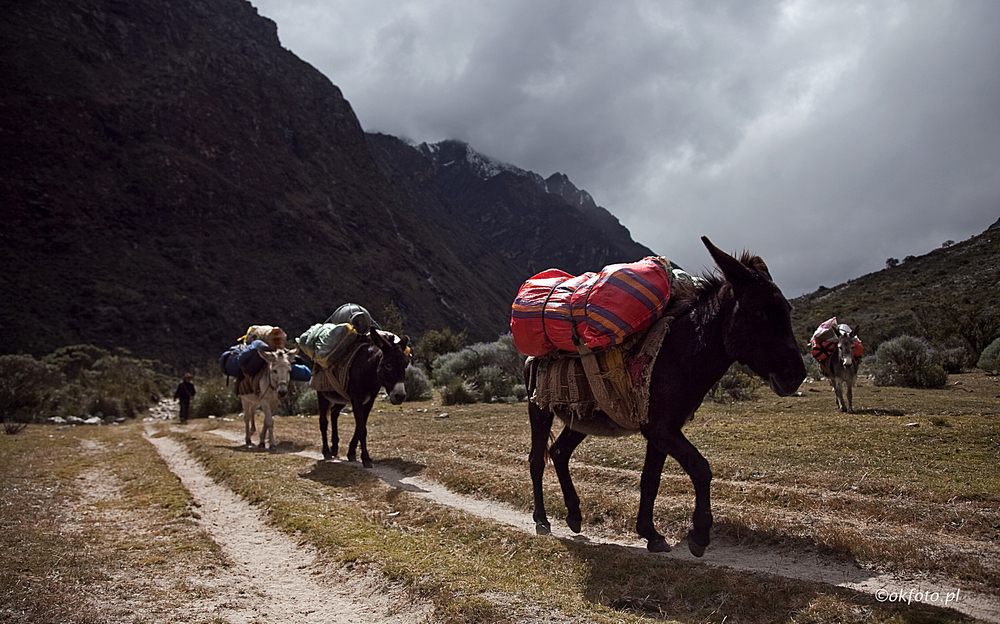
251,0 -> 999,296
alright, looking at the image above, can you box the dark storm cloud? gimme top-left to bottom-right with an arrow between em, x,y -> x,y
252,0 -> 1000,295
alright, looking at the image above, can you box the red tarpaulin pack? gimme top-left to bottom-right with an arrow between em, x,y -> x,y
511,256 -> 673,356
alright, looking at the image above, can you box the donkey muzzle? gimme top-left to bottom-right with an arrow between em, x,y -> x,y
387,382 -> 406,405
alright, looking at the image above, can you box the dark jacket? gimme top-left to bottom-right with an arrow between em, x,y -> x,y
174,381 -> 195,404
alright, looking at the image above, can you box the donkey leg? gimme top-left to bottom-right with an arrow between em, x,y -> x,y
241,397 -> 255,447
834,378 -> 847,412
318,394 -> 333,459
846,380 -> 854,414
549,427 -> 587,533
528,403 -> 554,535
654,431 -> 713,556
347,401 -> 373,468
636,442 -> 670,552
262,402 -> 276,451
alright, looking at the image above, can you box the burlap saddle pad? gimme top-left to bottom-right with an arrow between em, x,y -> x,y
528,315 -> 673,430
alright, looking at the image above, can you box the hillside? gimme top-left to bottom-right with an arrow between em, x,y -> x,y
790,225 -> 1000,357
0,0 -> 654,369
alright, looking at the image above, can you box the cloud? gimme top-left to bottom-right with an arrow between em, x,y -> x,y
252,0 -> 1000,296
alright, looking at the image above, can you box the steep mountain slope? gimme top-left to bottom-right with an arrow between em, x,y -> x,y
0,0 -> 510,366
1,0 -> 656,368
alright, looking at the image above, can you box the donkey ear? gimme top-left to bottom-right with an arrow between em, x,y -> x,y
369,327 -> 387,349
702,236 -> 753,290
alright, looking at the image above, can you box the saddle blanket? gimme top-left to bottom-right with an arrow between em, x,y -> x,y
528,315 -> 673,431
308,340 -> 369,403
511,256 -> 674,357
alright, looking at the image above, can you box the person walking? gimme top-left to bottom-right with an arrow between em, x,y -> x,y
174,373 -> 195,423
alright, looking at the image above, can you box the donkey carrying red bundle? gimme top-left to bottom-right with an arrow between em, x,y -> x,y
520,237 -> 806,556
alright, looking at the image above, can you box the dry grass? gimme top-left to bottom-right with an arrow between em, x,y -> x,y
178,372 -> 997,622
0,425 -> 224,623
3,372 -> 996,622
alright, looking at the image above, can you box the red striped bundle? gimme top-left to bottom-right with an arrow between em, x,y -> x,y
511,257 -> 672,357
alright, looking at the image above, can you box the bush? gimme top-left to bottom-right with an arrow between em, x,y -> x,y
440,379 -> 478,405
871,336 -> 948,388
296,389 -> 319,416
0,355 -> 64,428
431,334 -> 525,403
512,384 -> 528,402
190,377 -> 241,419
404,366 -> 433,401
978,337 -> 1000,374
706,363 -> 759,403
80,354 -> 172,419
413,327 -> 468,373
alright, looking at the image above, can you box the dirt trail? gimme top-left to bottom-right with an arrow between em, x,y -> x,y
144,429 -> 433,624
201,426 -> 1000,623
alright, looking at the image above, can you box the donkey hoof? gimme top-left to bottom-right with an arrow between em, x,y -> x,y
687,531 -> 708,557
646,538 -> 671,553
362,459 -> 373,469
566,516 -> 582,534
535,521 -> 551,535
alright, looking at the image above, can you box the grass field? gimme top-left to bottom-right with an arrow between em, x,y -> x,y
1,371 -> 997,622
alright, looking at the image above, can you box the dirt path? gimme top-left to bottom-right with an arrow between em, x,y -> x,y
200,426 -> 1000,623
144,428 -> 433,624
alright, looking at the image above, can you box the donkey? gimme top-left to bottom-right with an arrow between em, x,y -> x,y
527,237 -> 806,556
820,324 -> 860,414
240,348 -> 297,450
317,329 -> 410,468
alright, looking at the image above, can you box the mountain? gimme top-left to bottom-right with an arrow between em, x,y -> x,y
789,225 -> 1000,357
367,135 -> 653,278
0,0 -> 654,369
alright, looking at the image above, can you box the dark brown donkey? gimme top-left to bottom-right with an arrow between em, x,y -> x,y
527,237 -> 806,556
317,329 -> 410,468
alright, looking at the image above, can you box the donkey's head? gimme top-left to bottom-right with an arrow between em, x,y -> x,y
370,328 -> 411,405
832,324 -> 859,369
703,236 -> 806,397
260,348 -> 297,398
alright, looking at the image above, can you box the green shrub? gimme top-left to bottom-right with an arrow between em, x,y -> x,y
706,363 -> 759,403
296,389 -> 319,416
440,379 -> 477,406
871,335 -> 948,388
80,355 -> 172,419
413,327 -> 468,373
190,377 -> 241,419
0,354 -> 64,427
512,383 -> 528,402
431,334 -> 524,403
404,366 -> 433,401
978,337 -> 1000,374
